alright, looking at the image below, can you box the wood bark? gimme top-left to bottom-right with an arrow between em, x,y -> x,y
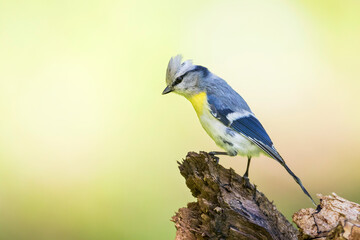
172,151 -> 360,240
172,151 -> 298,240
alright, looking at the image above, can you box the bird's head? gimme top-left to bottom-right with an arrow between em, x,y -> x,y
162,55 -> 208,97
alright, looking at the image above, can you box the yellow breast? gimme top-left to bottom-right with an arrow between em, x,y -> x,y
187,92 -> 207,116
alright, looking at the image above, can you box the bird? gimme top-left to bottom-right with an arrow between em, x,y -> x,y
162,55 -> 316,205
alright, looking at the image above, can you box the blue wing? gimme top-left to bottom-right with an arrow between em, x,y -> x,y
207,94 -> 284,163
207,93 -> 316,205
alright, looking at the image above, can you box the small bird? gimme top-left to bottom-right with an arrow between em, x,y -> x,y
162,55 -> 315,205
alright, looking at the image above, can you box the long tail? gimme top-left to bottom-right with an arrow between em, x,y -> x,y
251,140 -> 316,205
279,161 -> 316,206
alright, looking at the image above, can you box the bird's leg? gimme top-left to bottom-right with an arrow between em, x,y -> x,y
241,156 -> 252,188
208,151 -> 229,164
243,156 -> 252,179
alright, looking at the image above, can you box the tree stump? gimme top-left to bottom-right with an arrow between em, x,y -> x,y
172,151 -> 298,240
172,151 -> 360,240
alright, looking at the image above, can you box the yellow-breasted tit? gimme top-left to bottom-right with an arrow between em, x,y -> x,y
162,55 -> 316,205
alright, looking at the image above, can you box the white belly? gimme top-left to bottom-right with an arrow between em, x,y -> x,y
199,111 -> 262,157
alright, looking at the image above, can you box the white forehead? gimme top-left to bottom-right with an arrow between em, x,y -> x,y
166,55 -> 195,85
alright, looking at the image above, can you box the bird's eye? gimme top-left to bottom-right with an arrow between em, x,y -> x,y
173,75 -> 184,86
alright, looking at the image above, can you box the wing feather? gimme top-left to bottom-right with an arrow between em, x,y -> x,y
207,94 -> 284,163
207,93 -> 316,205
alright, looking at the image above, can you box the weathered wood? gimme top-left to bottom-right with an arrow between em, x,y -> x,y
171,152 -> 360,240
293,193 -> 360,240
172,151 -> 298,240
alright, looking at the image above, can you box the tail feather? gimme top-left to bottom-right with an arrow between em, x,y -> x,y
248,139 -> 316,205
280,162 -> 316,206
256,143 -> 316,206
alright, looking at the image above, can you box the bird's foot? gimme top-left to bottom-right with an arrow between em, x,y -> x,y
242,175 -> 252,189
208,152 -> 220,164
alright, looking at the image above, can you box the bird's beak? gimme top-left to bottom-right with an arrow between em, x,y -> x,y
162,85 -> 173,95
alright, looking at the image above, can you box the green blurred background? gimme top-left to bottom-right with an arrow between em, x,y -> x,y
0,0 -> 359,239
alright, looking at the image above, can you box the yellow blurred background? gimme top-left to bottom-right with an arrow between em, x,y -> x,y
0,0 -> 359,239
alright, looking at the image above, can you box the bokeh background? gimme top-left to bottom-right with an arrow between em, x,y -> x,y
1,0 -> 360,239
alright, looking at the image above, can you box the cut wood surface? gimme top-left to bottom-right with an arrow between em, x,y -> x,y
172,151 -> 360,240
